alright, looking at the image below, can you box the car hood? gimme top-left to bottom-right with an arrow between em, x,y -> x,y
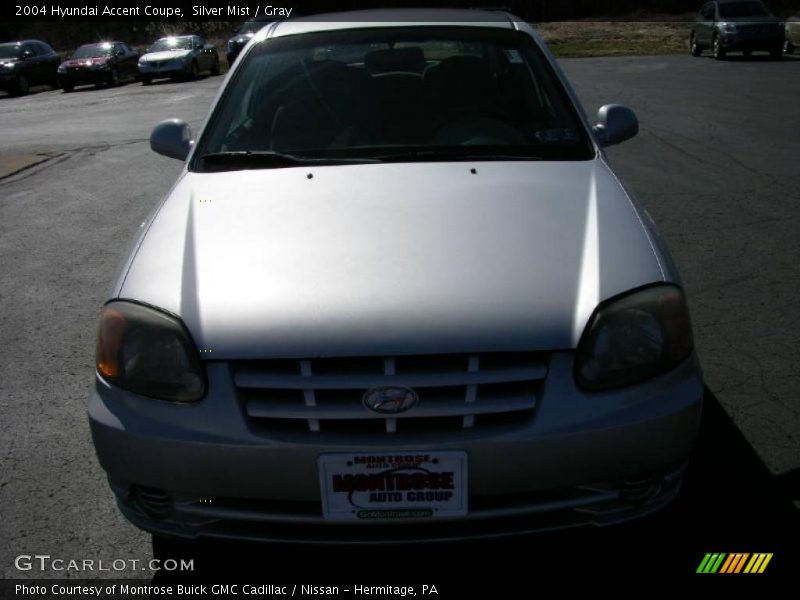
119,160 -> 669,358
62,57 -> 109,67
723,15 -> 781,24
142,49 -> 190,61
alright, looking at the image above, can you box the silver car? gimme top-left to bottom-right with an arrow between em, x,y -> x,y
90,9 -> 704,543
137,35 -> 220,84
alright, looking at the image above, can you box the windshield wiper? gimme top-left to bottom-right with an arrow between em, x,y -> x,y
200,151 -> 380,170
372,150 -> 545,163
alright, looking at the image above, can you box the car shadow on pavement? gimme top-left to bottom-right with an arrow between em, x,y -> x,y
702,54 -> 796,62
143,75 -> 216,88
151,388 -> 799,584
0,86 -> 56,99
62,83 -> 134,94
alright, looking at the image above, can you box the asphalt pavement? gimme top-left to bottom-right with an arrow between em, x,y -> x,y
1,54 -> 798,580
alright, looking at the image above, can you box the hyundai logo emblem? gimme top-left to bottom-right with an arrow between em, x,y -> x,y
362,386 -> 419,414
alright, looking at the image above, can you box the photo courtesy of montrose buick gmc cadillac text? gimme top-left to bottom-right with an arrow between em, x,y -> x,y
89,9 -> 704,543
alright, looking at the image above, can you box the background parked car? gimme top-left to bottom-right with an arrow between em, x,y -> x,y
57,42 -> 139,92
138,35 -> 219,84
0,40 -> 59,96
785,12 -> 800,54
226,17 -> 273,65
690,0 -> 784,59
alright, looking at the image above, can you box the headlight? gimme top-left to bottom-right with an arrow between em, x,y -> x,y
96,301 -> 206,402
57,65 -> 66,73
720,22 -> 737,33
227,40 -> 235,52
575,284 -> 693,390
2,62 -> 16,71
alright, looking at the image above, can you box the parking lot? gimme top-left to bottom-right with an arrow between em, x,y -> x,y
1,53 -> 799,578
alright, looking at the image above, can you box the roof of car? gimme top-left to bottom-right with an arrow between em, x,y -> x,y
268,8 -> 518,39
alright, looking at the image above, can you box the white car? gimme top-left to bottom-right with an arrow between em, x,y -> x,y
90,9 -> 704,543
137,35 -> 220,84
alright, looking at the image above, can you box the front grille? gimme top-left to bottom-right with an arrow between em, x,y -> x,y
740,24 -> 775,34
233,352 -> 547,435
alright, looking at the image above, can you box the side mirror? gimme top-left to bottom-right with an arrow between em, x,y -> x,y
150,119 -> 193,161
593,104 -> 638,147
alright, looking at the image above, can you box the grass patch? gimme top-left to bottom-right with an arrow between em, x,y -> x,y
537,16 -> 693,58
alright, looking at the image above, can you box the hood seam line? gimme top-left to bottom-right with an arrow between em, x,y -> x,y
602,158 -> 666,281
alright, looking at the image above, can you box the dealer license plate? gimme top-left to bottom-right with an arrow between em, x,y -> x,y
318,451 -> 468,521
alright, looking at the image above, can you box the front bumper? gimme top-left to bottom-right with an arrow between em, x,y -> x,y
89,352 -> 703,543
58,68 -> 110,85
720,31 -> 783,51
138,62 -> 189,78
0,72 -> 18,88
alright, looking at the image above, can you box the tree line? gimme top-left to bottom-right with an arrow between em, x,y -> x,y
2,0 -> 798,50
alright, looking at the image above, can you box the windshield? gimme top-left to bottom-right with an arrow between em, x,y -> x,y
150,37 -> 193,52
719,2 -> 770,17
193,27 -> 594,171
72,44 -> 114,59
0,45 -> 22,59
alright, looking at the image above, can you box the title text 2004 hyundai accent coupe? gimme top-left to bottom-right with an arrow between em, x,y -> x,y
89,10 -> 704,543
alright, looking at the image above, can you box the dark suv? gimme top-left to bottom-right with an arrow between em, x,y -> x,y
225,17 -> 272,65
0,40 -> 60,96
785,12 -> 800,54
690,0 -> 785,59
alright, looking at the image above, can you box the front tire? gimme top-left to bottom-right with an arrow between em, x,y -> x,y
109,67 -> 120,86
61,80 -> 74,93
211,56 -> 220,76
141,76 -> 152,85
690,33 -> 702,57
784,39 -> 795,55
713,34 -> 726,60
10,74 -> 29,96
189,60 -> 199,80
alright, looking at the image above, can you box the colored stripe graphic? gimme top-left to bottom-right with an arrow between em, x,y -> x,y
696,553 -> 713,573
698,552 -> 773,574
720,553 -> 749,573
743,553 -> 773,574
697,553 -> 726,573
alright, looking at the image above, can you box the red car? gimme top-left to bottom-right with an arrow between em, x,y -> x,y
57,42 -> 139,91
